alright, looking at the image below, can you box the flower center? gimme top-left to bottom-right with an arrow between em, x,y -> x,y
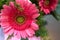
16,16 -> 25,24
45,0 -> 50,5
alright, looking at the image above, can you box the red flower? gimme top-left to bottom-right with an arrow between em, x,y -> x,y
39,0 -> 58,14
0,0 -> 40,39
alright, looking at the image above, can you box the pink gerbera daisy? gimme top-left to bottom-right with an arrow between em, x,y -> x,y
39,0 -> 58,14
0,0 -> 40,39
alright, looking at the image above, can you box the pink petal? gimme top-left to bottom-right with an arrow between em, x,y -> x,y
32,14 -> 40,19
25,28 -> 35,37
28,36 -> 41,40
9,36 -> 21,40
20,31 -> 28,39
31,22 -> 39,30
4,34 -> 9,40
9,2 -> 15,7
4,29 -> 14,40
44,9 -> 50,14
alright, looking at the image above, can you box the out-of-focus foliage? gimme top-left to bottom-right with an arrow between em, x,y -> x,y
35,12 -> 48,37
0,0 -> 6,9
0,0 -> 15,10
51,1 -> 60,20
30,0 -> 39,6
21,38 -> 28,40
55,3 -> 60,20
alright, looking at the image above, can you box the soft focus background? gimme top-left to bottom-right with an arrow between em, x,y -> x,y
45,15 -> 60,40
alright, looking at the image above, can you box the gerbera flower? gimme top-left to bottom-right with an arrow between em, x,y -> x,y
0,0 -> 40,39
39,0 -> 58,14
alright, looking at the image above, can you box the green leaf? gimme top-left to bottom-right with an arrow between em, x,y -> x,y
35,30 -> 41,37
37,19 -> 47,26
39,26 -> 48,37
37,11 -> 47,26
0,0 -> 6,9
30,0 -> 39,6
51,11 -> 60,20
55,3 -> 60,20
0,0 -> 15,10
21,38 -> 28,40
51,3 -> 60,20
5,0 -> 15,5
42,36 -> 51,40
35,26 -> 48,37
35,11 -> 48,37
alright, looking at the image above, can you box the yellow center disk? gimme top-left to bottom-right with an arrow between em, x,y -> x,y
45,0 -> 50,6
16,16 -> 25,23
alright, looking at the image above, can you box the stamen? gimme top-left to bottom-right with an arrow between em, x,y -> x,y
45,0 -> 50,6
16,16 -> 25,24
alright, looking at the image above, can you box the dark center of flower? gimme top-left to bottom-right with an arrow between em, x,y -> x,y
16,16 -> 25,24
45,0 -> 50,5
